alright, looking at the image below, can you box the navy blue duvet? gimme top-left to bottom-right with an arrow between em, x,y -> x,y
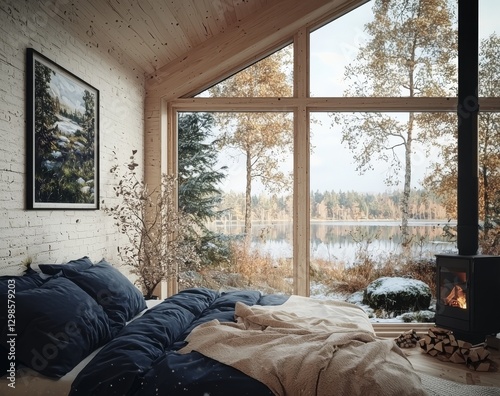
69,288 -> 288,396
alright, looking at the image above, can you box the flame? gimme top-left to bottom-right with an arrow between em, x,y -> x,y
445,285 -> 467,309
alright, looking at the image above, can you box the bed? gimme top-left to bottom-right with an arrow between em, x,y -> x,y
1,257 -> 428,395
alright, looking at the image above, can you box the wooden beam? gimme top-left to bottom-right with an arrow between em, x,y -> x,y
170,97 -> 462,112
294,105 -> 310,296
293,27 -> 310,296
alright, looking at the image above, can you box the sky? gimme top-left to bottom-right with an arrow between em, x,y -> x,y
49,66 -> 88,114
213,0 -> 499,195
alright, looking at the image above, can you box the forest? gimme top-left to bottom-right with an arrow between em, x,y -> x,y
213,189 -> 448,223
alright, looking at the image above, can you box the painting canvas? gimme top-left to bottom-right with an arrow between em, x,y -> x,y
26,48 -> 99,209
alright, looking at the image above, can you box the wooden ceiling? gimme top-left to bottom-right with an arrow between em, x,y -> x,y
46,0 -> 365,76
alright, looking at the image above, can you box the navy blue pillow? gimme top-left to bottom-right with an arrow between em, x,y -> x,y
62,259 -> 147,333
2,276 -> 112,378
0,269 -> 46,294
0,270 -> 49,374
38,256 -> 93,275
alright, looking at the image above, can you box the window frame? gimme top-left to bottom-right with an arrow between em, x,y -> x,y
167,23 -> 500,296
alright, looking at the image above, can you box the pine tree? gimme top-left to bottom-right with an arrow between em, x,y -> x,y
177,112 -> 229,264
34,61 -> 59,202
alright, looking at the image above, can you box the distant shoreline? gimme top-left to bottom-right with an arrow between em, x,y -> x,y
210,219 -> 456,226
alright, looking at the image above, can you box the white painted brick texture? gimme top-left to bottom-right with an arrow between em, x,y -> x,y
0,0 -> 146,274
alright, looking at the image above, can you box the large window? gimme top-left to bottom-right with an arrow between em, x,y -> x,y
177,111 -> 294,294
309,111 -> 457,297
310,1 -> 458,98
198,45 -> 293,98
170,0 -> 499,297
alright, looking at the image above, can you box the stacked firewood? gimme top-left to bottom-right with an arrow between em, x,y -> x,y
395,329 -> 421,348
418,327 -> 492,372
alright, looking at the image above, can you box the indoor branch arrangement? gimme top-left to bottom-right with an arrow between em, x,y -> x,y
103,151 -> 200,299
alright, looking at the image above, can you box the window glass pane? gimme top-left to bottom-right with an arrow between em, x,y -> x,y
479,0 -> 500,97
478,112 -> 500,254
177,111 -> 293,294
309,112 -> 458,301
310,1 -> 458,97
197,45 -> 293,98
310,2 -> 373,97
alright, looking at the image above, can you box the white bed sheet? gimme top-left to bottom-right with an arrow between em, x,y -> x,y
0,347 -> 103,396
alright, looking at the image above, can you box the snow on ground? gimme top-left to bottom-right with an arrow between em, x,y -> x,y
310,278 -> 435,323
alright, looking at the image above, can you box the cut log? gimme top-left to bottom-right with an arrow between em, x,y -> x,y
466,360 -> 491,372
465,349 -> 479,362
395,329 -> 420,348
436,354 -> 450,362
444,345 -> 456,354
428,349 -> 440,356
449,351 -> 465,364
477,348 -> 490,361
458,340 -> 473,349
418,327 -> 492,371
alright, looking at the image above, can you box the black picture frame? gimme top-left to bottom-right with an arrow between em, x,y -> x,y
26,48 -> 99,210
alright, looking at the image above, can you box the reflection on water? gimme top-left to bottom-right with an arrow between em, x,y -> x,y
207,220 -> 457,263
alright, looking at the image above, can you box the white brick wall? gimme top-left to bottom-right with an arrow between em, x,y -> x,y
0,0 -> 145,274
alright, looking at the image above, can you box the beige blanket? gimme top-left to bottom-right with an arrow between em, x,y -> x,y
179,295 -> 426,396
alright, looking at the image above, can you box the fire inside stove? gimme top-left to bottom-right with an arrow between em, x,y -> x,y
440,269 -> 467,309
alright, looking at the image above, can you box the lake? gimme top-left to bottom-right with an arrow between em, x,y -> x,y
208,220 -> 457,264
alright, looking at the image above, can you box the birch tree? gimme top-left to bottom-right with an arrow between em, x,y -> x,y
209,47 -> 293,243
333,0 -> 457,247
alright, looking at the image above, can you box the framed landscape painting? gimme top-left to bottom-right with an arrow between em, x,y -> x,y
26,48 -> 99,209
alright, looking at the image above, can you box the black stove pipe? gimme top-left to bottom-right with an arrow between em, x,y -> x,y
457,0 -> 479,255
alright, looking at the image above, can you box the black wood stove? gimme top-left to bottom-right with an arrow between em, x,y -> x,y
435,254 -> 500,344
434,0 -> 500,345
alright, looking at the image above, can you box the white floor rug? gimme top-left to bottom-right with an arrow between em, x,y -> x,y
420,373 -> 500,396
